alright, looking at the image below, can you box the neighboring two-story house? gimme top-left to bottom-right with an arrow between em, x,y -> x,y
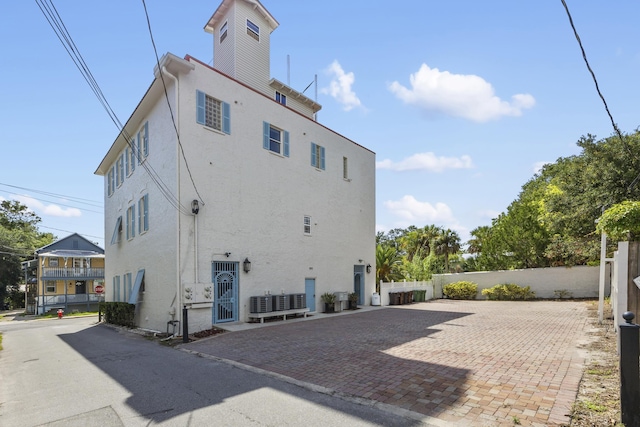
94,0 -> 375,334
33,233 -> 105,314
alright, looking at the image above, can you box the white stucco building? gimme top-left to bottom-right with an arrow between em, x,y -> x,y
95,0 -> 375,334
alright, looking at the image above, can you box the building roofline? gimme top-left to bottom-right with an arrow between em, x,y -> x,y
204,0 -> 278,34
35,233 -> 104,254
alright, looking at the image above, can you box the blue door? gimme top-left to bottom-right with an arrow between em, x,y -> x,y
354,265 -> 365,305
212,261 -> 238,323
305,278 -> 316,312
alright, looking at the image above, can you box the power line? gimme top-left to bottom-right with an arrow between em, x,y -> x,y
35,0 -> 192,216
559,1 -> 630,153
560,0 -> 639,193
141,0 -> 205,206
0,183 -> 102,207
38,225 -> 103,242
0,191 -> 103,215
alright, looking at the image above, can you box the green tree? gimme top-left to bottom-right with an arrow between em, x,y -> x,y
434,228 -> 461,272
0,200 -> 54,307
596,200 -> 640,241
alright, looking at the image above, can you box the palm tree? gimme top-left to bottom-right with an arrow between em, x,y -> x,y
435,228 -> 461,273
399,225 -> 442,261
375,245 -> 401,292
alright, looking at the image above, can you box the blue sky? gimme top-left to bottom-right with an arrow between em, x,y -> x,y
2,1 -> 639,249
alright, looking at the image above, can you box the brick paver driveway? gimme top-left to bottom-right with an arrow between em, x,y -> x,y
184,300 -> 590,427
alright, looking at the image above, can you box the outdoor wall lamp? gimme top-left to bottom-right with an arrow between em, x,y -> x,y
191,199 -> 199,215
243,258 -> 251,273
366,264 -> 372,273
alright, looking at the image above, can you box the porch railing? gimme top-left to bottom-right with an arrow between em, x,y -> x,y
43,294 -> 101,305
40,267 -> 105,279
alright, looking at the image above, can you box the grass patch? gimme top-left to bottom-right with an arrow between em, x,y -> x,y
586,367 -> 613,376
583,400 -> 607,412
0,333 -> 3,351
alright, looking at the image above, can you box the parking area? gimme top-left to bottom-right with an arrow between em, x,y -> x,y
184,300 -> 591,427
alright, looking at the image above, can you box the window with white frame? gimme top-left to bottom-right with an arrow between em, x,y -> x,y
111,216 -> 122,245
263,122 -> 289,156
45,280 -> 56,293
126,204 -> 136,240
276,91 -> 286,106
246,19 -> 259,41
48,258 -> 58,267
304,216 -> 311,235
116,154 -> 124,187
343,156 -> 348,179
108,167 -> 115,196
196,90 -> 230,134
138,194 -> 149,234
128,140 -> 136,174
311,142 -> 326,170
137,122 -> 149,163
126,143 -> 136,177
73,258 -> 88,268
220,21 -> 228,42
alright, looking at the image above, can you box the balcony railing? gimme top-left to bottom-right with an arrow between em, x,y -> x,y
41,267 -> 105,279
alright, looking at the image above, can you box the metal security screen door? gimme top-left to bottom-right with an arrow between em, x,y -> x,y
212,261 -> 238,323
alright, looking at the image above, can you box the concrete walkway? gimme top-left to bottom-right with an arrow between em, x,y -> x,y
183,300 -> 591,427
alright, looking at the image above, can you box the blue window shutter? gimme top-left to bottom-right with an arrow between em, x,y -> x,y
196,90 -> 205,125
320,146 -> 326,170
263,122 -> 270,150
311,143 -> 316,167
283,130 -> 290,157
144,194 -> 149,231
222,102 -> 230,134
129,269 -> 145,305
143,122 -> 149,157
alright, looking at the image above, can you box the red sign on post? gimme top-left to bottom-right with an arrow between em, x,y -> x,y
95,284 -> 104,294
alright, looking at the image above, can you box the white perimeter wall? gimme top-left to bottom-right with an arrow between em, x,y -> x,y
380,266 -> 609,305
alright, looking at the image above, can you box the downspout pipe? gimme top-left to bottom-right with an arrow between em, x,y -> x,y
161,65 -> 183,333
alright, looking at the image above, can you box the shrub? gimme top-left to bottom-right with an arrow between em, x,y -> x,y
482,284 -> 535,301
100,302 -> 135,327
443,281 -> 478,300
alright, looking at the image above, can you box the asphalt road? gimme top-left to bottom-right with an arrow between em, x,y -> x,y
0,315 -> 434,427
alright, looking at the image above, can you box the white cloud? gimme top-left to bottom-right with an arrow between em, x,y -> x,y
477,209 -> 501,221
388,63 -> 535,122
384,195 -> 455,224
321,60 -> 363,111
377,152 -> 473,172
15,195 -> 81,218
533,161 -> 550,174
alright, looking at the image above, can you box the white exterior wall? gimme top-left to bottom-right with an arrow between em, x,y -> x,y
212,6 -> 236,80
433,265 -> 608,299
178,60 -> 375,329
212,0 -> 272,96
98,0 -> 375,334
232,1 -> 272,95
102,85 -> 181,332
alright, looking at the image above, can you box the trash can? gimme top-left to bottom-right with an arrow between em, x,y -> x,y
389,292 -> 401,305
371,292 -> 381,306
